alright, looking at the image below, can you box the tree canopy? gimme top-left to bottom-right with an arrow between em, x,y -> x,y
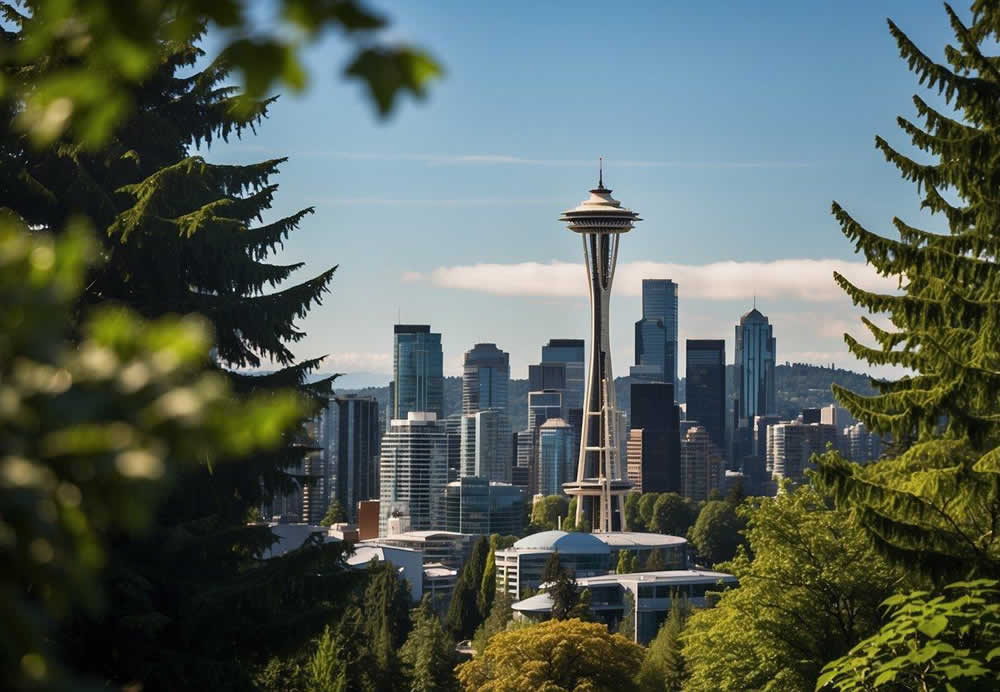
686,500 -> 745,566
813,0 -> 1000,582
681,485 -> 905,691
456,619 -> 644,692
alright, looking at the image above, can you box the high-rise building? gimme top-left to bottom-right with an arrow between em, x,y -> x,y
538,418 -> 574,496
332,394 -> 380,522
528,389 -> 565,431
393,324 -> 443,419
379,412 -> 448,534
462,343 -> 509,415
444,413 -> 462,483
734,308 -> 777,423
459,408 -> 512,482
541,338 -> 585,410
845,422 -> 881,462
680,426 -> 724,502
685,339 -> 726,453
631,279 -> 678,391
626,429 -> 644,492
629,382 -> 681,493
443,478 -> 526,535
513,428 -> 535,493
560,173 -> 641,532
767,422 -> 837,481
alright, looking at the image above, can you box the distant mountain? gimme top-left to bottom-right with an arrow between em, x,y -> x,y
334,361 -> 879,429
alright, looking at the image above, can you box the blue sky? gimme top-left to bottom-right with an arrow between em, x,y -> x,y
201,1 -> 959,385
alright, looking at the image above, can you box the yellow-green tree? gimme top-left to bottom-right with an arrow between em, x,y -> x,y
680,485 -> 905,692
456,618 -> 644,692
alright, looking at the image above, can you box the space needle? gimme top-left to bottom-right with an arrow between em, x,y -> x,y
561,163 -> 641,533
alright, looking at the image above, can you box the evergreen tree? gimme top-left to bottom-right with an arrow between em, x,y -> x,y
813,1 -> 1000,580
363,560 -> 412,689
618,590 -> 636,642
401,595 -> 458,692
307,626 -> 350,692
320,500 -> 346,527
478,535 -> 498,617
543,551 -> 580,620
637,597 -> 691,691
447,535 -> 489,639
0,16 -> 371,689
472,582 -> 514,654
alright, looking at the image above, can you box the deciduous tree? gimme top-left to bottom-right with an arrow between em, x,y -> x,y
687,500 -> 745,566
456,619 -> 643,692
681,485 -> 904,691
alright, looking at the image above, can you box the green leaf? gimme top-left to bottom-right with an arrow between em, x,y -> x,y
918,614 -> 948,638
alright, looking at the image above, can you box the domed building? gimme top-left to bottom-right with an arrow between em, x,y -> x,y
495,530 -> 689,597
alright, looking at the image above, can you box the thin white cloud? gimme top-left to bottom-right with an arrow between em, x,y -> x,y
412,259 -> 897,302
401,271 -> 425,282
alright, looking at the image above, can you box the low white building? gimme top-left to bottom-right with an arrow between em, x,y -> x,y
347,543 -> 424,602
512,569 -> 738,644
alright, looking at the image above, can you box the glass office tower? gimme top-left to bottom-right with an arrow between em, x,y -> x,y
632,280 -> 678,391
462,343 -> 510,415
734,309 -> 777,422
685,339 -> 726,453
393,324 -> 443,419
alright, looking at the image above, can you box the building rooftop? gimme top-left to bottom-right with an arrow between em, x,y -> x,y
539,417 -> 569,429
369,530 -> 470,543
510,530 -> 610,554
591,532 -> 688,548
579,569 -> 737,587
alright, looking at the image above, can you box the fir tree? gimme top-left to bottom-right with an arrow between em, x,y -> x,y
542,551 -> 580,620
308,626 -> 350,692
478,535 -> 498,617
617,590 -> 636,642
363,560 -> 412,689
814,1 -> 1000,580
637,596 -> 691,691
320,500 -> 346,527
0,15 -> 364,689
401,595 -> 458,692
447,535 -> 489,639
472,581 -> 514,654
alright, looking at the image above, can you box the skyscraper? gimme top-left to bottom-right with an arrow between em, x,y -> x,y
560,171 -> 640,532
734,308 -> 777,423
538,418 -> 574,496
680,425 -> 724,502
393,324 -> 443,419
629,382 -> 681,493
541,338 -> 585,410
333,394 -> 380,522
631,279 -> 678,391
685,339 -> 726,452
379,411 -> 448,534
462,343 -> 509,415
766,421 -> 837,481
459,408 -> 512,482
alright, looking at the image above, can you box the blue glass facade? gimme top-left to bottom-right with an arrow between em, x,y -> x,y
462,343 -> 509,415
393,325 -> 443,419
685,340 -> 726,452
735,309 -> 776,422
538,419 -> 573,496
633,280 -> 678,391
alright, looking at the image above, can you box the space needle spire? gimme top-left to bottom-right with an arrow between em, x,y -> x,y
559,167 -> 641,532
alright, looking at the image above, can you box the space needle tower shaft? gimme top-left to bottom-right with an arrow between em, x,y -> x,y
560,163 -> 641,533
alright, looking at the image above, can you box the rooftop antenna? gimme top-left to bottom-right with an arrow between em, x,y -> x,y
598,156 -> 604,189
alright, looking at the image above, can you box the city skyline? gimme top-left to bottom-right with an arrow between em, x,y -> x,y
195,1 -> 948,385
